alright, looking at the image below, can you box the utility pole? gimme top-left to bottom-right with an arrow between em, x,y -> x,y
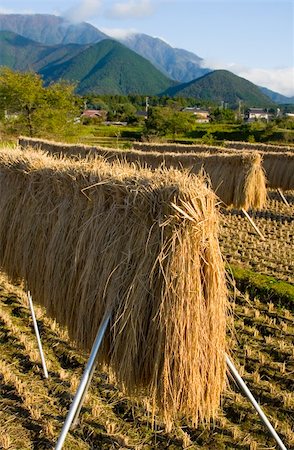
145,96 -> 149,115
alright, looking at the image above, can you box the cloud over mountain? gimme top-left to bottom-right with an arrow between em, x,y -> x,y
201,59 -> 294,97
106,0 -> 154,19
64,0 -> 103,23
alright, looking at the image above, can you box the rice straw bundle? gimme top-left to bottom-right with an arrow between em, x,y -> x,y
224,141 -> 294,153
262,152 -> 294,190
18,137 -> 267,210
0,147 -> 227,429
133,142 -> 229,154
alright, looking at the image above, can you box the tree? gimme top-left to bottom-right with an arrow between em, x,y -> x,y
0,68 -> 81,137
210,107 -> 236,123
144,107 -> 194,139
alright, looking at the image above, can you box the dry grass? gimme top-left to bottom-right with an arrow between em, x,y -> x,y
18,137 -> 267,210
0,146 -> 228,429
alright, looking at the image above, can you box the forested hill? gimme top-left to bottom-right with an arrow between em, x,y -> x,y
0,30 -> 88,72
163,70 -> 275,107
40,39 -> 175,95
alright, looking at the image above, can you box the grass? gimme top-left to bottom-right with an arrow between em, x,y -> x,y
229,265 -> 294,310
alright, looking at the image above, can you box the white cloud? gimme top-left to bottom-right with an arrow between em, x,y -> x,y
0,7 -> 36,14
64,0 -> 103,23
107,0 -> 154,19
201,59 -> 294,97
238,67 -> 294,97
100,27 -> 137,39
0,7 -> 13,13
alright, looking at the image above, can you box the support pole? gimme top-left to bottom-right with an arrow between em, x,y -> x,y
226,354 -> 287,450
27,291 -> 48,379
241,209 -> 265,240
277,189 -> 289,207
55,311 -> 111,450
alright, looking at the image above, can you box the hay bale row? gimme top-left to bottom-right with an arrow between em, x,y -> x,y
223,140 -> 294,153
131,140 -> 294,191
133,142 -> 229,154
0,147 -> 227,429
18,137 -> 267,210
262,152 -> 294,190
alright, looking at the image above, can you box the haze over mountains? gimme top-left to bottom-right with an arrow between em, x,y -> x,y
0,13 -> 292,105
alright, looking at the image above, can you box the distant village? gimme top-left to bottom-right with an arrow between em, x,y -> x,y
81,105 -> 294,126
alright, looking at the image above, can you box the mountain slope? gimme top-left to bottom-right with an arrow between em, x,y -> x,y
259,86 -> 294,105
0,13 -> 107,45
120,33 -> 210,82
0,30 -> 88,72
163,70 -> 275,107
40,39 -> 175,95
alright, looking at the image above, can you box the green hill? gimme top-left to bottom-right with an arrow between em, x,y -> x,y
163,70 -> 275,107
40,39 -> 174,95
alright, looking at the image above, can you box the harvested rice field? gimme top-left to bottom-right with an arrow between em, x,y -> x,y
220,190 -> 294,283
0,145 -> 293,449
0,272 -> 293,449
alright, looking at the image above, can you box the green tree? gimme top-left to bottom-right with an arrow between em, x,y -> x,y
143,107 -> 167,137
144,107 -> 194,138
0,68 -> 81,138
210,107 -> 236,123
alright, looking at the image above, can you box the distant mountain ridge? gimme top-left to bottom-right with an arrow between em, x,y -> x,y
0,14 -> 107,45
118,33 -> 210,82
0,13 -> 293,104
0,13 -> 208,83
0,29 -> 173,95
259,86 -> 294,105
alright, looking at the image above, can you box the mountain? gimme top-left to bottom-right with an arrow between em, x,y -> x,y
119,33 -> 210,82
163,70 -> 275,107
0,30 -> 88,72
0,14 -> 210,83
259,86 -> 294,105
40,39 -> 174,95
0,14 -> 107,45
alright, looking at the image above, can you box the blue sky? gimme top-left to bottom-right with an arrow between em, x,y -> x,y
1,0 -> 294,95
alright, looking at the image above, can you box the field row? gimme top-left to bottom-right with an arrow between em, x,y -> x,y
0,273 -> 293,449
220,191 -> 294,283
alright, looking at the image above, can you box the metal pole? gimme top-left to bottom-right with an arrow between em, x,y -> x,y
277,189 -> 289,207
55,311 -> 111,450
226,354 -> 287,450
27,291 -> 49,379
241,209 -> 265,240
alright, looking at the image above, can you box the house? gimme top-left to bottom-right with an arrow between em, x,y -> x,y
136,110 -> 148,119
244,108 -> 270,122
81,109 -> 107,120
181,107 -> 210,123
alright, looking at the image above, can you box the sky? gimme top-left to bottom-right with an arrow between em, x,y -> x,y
1,0 -> 294,96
